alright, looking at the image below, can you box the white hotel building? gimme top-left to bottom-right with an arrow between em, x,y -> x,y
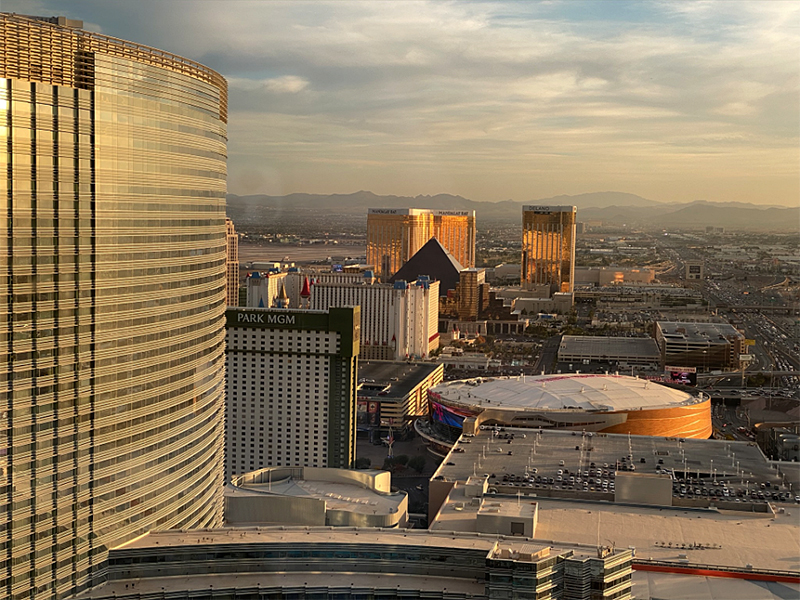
245,271 -> 440,362
309,277 -> 440,361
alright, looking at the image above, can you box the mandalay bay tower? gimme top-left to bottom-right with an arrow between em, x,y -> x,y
366,208 -> 475,280
1,14 -> 227,600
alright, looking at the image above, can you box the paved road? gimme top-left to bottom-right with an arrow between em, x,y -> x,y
534,335 -> 561,374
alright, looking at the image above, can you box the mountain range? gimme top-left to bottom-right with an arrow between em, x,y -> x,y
227,191 -> 798,232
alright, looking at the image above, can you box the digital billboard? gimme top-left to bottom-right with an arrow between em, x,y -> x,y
665,369 -> 697,386
431,401 -> 474,428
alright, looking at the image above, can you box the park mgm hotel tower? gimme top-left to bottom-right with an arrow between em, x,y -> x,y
225,307 -> 360,480
1,13 -> 228,600
522,205 -> 577,295
367,208 -> 476,279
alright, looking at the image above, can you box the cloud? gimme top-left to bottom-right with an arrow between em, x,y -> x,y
229,76 -> 310,94
4,0 -> 798,205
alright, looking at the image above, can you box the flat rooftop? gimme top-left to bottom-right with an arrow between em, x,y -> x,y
225,476 -> 404,517
657,321 -> 744,342
559,336 -> 661,359
358,360 -> 441,401
430,429 -> 799,571
435,429 -> 782,494
631,570 -> 800,600
532,497 -> 799,571
430,374 -> 703,412
114,526 -> 499,552
431,482 -> 538,534
432,484 -> 799,571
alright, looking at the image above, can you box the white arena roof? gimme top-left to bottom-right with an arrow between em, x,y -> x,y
430,374 -> 704,412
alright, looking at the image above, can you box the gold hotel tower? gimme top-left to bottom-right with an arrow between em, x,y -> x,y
1,14 -> 227,599
521,205 -> 577,294
366,208 -> 475,279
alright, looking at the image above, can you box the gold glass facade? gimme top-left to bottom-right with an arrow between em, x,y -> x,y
1,14 -> 227,600
521,205 -> 577,294
366,209 -> 475,279
226,218 -> 239,306
432,211 -> 475,271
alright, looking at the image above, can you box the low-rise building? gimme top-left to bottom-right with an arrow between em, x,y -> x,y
81,528 -> 633,600
574,266 -> 655,286
654,321 -> 746,371
356,361 -> 444,439
225,466 -> 408,528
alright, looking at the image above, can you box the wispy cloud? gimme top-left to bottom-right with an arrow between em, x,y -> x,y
5,0 -> 798,204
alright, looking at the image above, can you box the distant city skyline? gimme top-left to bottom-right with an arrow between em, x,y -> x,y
8,1 -> 798,207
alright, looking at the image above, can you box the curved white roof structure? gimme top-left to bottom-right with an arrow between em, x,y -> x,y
430,374 -> 704,413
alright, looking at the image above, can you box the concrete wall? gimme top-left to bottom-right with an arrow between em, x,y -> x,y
226,494 -> 326,526
476,502 -> 537,537
614,472 -> 672,506
429,479 -> 457,523
671,496 -> 774,515
327,493 -> 408,528
303,467 -> 391,493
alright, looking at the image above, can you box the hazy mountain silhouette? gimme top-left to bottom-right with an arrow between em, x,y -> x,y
227,191 -> 797,231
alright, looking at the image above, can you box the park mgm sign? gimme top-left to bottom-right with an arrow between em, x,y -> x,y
226,307 -> 361,358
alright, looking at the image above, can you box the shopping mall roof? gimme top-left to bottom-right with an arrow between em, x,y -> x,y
430,373 -> 704,412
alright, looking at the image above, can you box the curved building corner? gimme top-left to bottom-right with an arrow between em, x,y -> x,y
1,13 -> 227,600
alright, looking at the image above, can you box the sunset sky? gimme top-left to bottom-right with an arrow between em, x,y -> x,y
7,1 -> 799,206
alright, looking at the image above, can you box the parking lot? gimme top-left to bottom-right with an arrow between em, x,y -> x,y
435,427 -> 798,506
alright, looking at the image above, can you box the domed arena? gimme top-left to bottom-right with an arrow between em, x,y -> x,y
426,373 -> 712,439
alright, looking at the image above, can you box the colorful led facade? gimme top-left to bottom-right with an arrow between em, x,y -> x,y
1,14 -> 227,599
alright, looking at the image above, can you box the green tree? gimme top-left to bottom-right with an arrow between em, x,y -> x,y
354,457 -> 371,469
408,455 -> 427,474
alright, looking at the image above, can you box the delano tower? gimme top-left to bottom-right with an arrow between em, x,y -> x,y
1,14 -> 227,599
521,205 -> 577,294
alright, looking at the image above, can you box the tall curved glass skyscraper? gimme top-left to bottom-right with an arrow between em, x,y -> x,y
0,14 -> 227,599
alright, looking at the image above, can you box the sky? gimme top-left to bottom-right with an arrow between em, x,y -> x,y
6,1 -> 799,206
